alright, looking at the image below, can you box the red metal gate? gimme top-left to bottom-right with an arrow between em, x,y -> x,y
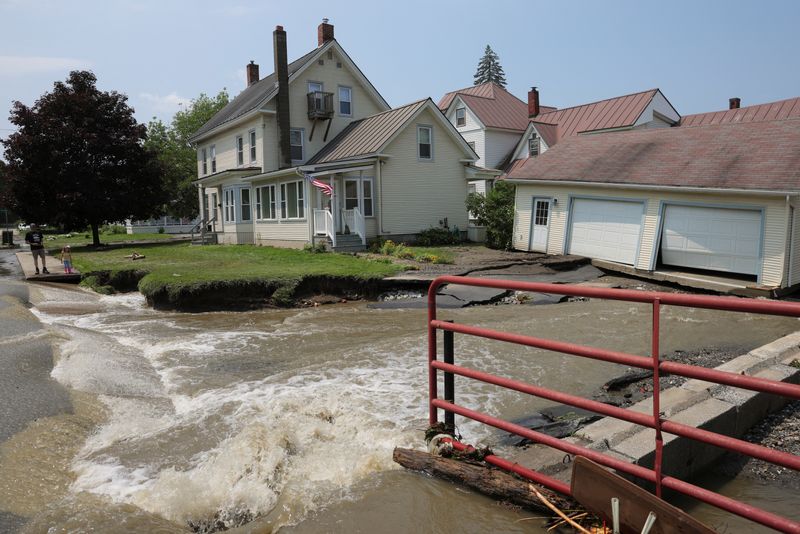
427,275 -> 800,533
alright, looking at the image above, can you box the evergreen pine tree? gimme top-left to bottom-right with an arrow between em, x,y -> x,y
473,45 -> 507,87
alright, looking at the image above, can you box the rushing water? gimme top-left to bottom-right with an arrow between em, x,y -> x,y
3,282 -> 799,532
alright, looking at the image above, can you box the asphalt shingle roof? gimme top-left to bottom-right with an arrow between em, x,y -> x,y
191,47 -> 322,141
507,117 -> 800,191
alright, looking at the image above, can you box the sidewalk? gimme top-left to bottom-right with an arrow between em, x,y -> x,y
15,249 -> 80,282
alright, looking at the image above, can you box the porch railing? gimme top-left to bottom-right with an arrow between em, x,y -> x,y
341,208 -> 366,245
190,214 -> 217,245
314,209 -> 336,248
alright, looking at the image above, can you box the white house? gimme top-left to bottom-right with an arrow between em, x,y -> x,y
189,21 -> 487,250
507,96 -> 800,292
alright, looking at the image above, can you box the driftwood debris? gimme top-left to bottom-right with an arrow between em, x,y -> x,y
392,447 -> 575,514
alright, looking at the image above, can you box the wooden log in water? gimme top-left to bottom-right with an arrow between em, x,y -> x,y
392,447 -> 574,514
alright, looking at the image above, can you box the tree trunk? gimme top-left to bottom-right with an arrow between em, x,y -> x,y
91,223 -> 100,247
392,447 -> 575,514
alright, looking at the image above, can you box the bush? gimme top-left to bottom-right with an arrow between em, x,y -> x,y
304,241 -> 328,254
415,227 -> 459,246
101,224 -> 127,235
158,226 -> 166,234
380,239 -> 399,255
465,181 -> 515,249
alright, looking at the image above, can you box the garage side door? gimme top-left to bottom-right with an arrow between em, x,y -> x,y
661,205 -> 761,275
568,199 -> 644,265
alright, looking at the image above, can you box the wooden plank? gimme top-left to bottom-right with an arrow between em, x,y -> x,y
570,456 -> 715,534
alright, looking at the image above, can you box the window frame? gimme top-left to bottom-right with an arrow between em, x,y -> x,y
210,145 -> 216,173
417,125 -> 433,161
255,184 -> 277,221
290,128 -> 305,162
240,188 -> 251,222
342,176 -> 375,218
529,133 -> 540,157
222,188 -> 235,223
236,135 -> 244,166
455,107 -> 466,127
279,180 -> 306,220
248,129 -> 257,163
338,85 -> 352,117
201,148 -> 207,175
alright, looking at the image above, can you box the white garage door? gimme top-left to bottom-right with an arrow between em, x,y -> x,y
568,199 -> 644,265
661,205 -> 761,276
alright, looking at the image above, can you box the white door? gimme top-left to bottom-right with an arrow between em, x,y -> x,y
661,205 -> 761,276
568,198 -> 643,265
529,198 -> 551,252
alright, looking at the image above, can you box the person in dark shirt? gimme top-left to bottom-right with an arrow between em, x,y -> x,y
24,224 -> 49,274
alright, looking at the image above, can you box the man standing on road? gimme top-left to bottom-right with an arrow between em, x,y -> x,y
24,224 -> 49,275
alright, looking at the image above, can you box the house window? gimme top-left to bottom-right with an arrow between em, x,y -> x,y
256,185 -> 276,220
240,188 -> 251,221
456,107 -> 466,127
223,189 -> 235,223
529,133 -> 539,157
344,177 -> 374,217
236,135 -> 244,166
418,126 -> 432,160
308,82 -> 323,111
249,130 -> 257,163
280,180 -> 305,219
290,129 -> 304,161
339,86 -> 352,116
201,148 -> 207,175
210,145 -> 216,173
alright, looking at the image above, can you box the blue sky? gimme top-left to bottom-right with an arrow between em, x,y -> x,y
1,0 -> 799,142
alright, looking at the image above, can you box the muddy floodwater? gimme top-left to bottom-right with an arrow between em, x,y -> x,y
2,282 -> 799,533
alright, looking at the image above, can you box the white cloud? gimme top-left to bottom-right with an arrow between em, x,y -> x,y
0,56 -> 93,77
139,92 -> 191,114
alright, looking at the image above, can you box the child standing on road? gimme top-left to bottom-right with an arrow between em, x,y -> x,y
60,245 -> 73,274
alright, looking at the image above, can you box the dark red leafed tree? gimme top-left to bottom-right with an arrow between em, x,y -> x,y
1,70 -> 166,245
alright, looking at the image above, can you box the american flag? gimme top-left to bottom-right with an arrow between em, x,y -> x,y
304,172 -> 333,196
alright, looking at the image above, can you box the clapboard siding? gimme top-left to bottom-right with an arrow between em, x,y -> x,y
514,183 -> 790,287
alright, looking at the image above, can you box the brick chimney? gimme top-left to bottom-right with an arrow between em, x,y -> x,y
274,26 -> 292,168
246,60 -> 259,87
729,97 -> 741,110
528,87 -> 540,118
318,18 -> 334,46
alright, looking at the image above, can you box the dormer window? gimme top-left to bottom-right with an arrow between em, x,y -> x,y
456,107 -> 466,127
529,133 -> 540,157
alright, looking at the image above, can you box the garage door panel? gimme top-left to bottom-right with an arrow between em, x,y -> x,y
568,199 -> 643,265
661,205 -> 760,276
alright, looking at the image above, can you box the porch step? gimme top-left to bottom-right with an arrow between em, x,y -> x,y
191,234 -> 218,245
328,233 -> 366,253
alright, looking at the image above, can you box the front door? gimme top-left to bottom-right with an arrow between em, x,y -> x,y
529,198 -> 551,252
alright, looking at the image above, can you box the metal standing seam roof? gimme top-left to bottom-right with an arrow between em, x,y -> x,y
190,46 -> 324,141
307,99 -> 429,164
529,89 -> 659,145
437,82 -> 552,132
507,117 -> 800,191
680,97 -> 800,127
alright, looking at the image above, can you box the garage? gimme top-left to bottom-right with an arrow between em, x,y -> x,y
567,198 -> 644,265
660,205 -> 762,276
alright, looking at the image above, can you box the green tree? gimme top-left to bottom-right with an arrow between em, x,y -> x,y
2,71 -> 166,246
473,45 -> 507,87
465,180 -> 516,249
145,90 -> 229,219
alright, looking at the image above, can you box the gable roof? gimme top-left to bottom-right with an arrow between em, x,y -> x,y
308,98 -> 477,165
438,82 -> 552,132
506,117 -> 800,192
191,47 -> 322,142
529,89 -> 660,144
190,40 -> 390,142
680,96 -> 800,127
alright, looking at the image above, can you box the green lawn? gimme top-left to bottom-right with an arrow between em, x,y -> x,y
69,242 -> 404,299
45,232 -> 178,249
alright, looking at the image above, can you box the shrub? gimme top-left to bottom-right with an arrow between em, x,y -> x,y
415,227 -> 459,246
465,181 -> 515,249
380,239 -> 398,255
158,226 -> 166,234
394,247 -> 415,260
101,224 -> 127,235
304,242 -> 328,254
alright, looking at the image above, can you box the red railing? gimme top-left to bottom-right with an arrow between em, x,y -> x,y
427,275 -> 800,533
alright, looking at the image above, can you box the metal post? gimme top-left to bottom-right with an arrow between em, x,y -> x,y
444,320 -> 455,431
652,298 -> 663,498
427,284 -> 439,425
